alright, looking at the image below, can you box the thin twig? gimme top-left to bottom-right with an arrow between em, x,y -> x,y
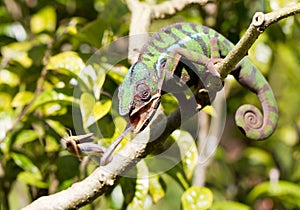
2,42 -> 52,141
216,3 -> 300,79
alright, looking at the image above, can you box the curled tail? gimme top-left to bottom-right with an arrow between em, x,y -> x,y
231,59 -> 278,140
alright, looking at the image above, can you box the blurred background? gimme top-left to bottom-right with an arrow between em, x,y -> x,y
0,0 -> 300,209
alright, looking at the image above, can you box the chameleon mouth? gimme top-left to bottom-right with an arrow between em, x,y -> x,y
129,94 -> 161,133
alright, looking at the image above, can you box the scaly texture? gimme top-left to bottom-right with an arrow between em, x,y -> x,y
119,23 -> 278,140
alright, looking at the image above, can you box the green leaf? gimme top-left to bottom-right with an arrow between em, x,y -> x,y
39,103 -> 68,116
30,90 -> 76,112
30,6 -> 57,34
149,174 -> 165,203
80,64 -> 106,100
76,18 -> 105,48
1,42 -> 32,67
171,130 -> 198,179
107,65 -> 128,84
45,135 -> 60,152
127,160 -> 149,210
11,153 -> 41,176
47,51 -> 85,76
247,181 -> 300,207
278,125 -> 298,146
17,171 -> 48,188
161,93 -> 179,115
181,187 -> 213,210
165,163 -> 189,190
56,17 -> 87,37
80,92 -> 95,128
0,111 -> 14,144
243,147 -> 275,168
11,91 -> 34,107
94,100 -> 112,121
14,130 -> 39,147
45,119 -> 68,137
80,92 -> 111,129
0,69 -> 20,87
211,201 -> 251,210
8,180 -> 31,210
0,93 -> 12,110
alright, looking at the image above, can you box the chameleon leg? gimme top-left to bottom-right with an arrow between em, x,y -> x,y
209,37 -> 227,65
164,48 -> 223,105
170,48 -> 220,77
165,44 -> 278,140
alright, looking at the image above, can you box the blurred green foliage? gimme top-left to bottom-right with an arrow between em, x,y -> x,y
0,0 -> 300,210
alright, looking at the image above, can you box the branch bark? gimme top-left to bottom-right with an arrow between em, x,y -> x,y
22,98 -> 198,210
216,3 -> 300,79
22,2 -> 300,210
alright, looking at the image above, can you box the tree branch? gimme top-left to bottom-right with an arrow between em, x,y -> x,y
22,3 -> 300,210
22,98 -> 198,210
216,3 -> 300,79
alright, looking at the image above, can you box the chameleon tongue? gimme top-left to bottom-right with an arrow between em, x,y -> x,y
100,125 -> 132,165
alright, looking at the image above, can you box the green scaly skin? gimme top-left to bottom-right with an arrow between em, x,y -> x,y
101,22 -> 278,165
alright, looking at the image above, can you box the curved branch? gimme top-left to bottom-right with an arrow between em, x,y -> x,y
216,3 -> 300,79
22,101 -> 197,210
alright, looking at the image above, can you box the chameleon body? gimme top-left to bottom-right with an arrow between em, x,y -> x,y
101,23 -> 278,165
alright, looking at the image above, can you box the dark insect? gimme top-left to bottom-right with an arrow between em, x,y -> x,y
61,130 -> 104,161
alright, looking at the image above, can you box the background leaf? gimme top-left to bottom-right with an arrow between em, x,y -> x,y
247,181 -> 300,207
11,153 -> 41,176
181,186 -> 213,210
47,51 -> 85,75
30,6 -> 57,34
127,160 -> 149,210
211,201 -> 251,210
11,91 -> 34,107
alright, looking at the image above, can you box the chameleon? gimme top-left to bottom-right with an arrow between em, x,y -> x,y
99,22 -> 278,165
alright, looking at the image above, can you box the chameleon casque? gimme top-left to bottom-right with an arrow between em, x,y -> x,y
99,22 -> 278,165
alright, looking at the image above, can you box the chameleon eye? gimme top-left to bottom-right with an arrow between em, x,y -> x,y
160,58 -> 167,69
136,83 -> 151,101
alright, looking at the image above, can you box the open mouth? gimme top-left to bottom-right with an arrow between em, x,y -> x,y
129,94 -> 161,133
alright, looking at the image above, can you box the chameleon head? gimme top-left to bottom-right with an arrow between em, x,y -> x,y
118,62 -> 161,133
